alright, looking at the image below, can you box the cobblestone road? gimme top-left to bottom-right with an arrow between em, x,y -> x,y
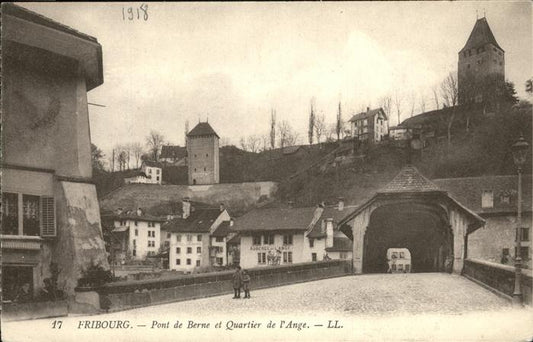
3,273 -> 532,342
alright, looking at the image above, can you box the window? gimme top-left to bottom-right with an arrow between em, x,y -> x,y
167,233 -> 171,238
283,234 -> 293,245
148,222 -> 155,227
156,177 -> 160,181
133,239 -> 136,247
264,234 -> 274,245
176,234 -> 182,242
197,234 -> 202,242
187,247 -> 192,254
252,235 -> 262,245
176,247 -> 181,254
481,190 -> 494,208
1,192 -> 54,237
22,195 -> 41,236
309,239 -> 314,248
258,252 -> 266,264
2,193 -> 18,235
312,253 -> 317,262
176,259 -> 181,265
197,247 -> 202,253
148,240 -> 155,247
340,252 -> 347,259
194,168 -> 197,172
283,252 -> 293,263
135,229 -> 138,236
196,260 -> 201,267
515,247 -> 530,260
164,241 -> 170,248
187,259 -> 191,265
467,64 -> 470,69
203,167 -> 206,171
194,154 -> 197,158
187,234 -> 193,242
216,257 -> 223,265
132,249 -> 136,257
521,228 -> 530,242
156,169 -> 160,175
206,154 -> 208,157
215,237 -> 224,242
134,220 -> 138,226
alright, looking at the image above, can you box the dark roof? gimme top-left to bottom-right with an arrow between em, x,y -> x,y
325,237 -> 353,252
460,17 -> 503,53
187,122 -> 220,138
307,205 -> 359,238
433,175 -> 532,215
3,3 -> 98,43
380,166 -> 441,193
142,160 -> 163,168
232,207 -> 317,232
349,108 -> 387,122
227,234 -> 241,244
162,208 -> 223,233
112,213 -> 166,223
400,105 -> 483,129
283,145 -> 305,155
160,145 -> 187,159
124,170 -> 148,178
211,221 -> 232,237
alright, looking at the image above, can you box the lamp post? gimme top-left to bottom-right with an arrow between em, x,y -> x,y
511,134 -> 529,306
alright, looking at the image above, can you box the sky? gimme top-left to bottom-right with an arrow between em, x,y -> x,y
20,2 -> 532,160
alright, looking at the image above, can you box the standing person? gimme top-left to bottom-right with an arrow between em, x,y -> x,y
242,269 -> 251,299
232,266 -> 242,299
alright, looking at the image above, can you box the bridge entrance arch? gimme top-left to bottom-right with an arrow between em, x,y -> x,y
339,166 -> 485,274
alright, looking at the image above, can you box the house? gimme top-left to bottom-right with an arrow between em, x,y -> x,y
187,122 -> 220,185
233,201 -> 353,269
160,145 -> 187,165
349,107 -> 388,143
434,175 -> 532,269
162,199 -> 231,272
109,208 -> 166,262
1,3 -> 108,298
141,161 -> 163,184
210,220 -> 235,266
388,125 -> 410,141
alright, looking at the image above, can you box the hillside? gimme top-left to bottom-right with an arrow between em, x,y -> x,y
94,101 -> 532,211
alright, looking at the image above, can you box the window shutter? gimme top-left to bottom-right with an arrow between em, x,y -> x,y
41,196 -> 56,237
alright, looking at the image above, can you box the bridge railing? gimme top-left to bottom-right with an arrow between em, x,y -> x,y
463,258 -> 532,305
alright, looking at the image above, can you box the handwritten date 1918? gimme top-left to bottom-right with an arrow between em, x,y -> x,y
122,4 -> 148,21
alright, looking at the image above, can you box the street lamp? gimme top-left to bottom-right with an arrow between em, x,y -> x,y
511,134 -> 529,306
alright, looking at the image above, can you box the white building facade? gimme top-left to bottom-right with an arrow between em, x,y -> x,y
112,211 -> 164,261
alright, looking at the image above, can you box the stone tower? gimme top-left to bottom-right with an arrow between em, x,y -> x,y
458,17 -> 505,105
187,122 -> 220,185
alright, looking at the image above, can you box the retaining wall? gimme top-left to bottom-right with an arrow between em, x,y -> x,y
463,258 -> 532,305
90,259 -> 352,312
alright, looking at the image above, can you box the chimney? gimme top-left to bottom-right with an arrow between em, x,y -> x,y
287,200 -> 294,209
182,198 -> 191,219
337,197 -> 345,211
325,218 -> 334,248
116,207 -> 123,215
136,207 -> 143,216
219,203 -> 225,212
229,218 -> 234,227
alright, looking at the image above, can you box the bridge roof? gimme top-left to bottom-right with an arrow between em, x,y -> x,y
379,165 -> 441,193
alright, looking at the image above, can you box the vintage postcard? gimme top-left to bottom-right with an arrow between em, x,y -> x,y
1,2 -> 532,341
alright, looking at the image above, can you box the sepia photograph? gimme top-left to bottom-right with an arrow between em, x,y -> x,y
1,1 -> 532,341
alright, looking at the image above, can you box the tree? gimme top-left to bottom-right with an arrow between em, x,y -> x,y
418,93 -> 426,114
379,95 -> 392,120
91,144 -> 105,171
440,72 -> 458,146
278,120 -> 299,148
526,78 -> 533,95
314,113 -> 326,145
146,130 -> 165,161
336,102 -> 343,141
270,109 -> 276,149
432,85 -> 440,110
130,142 -> 143,168
408,92 -> 416,118
393,90 -> 403,126
247,135 -> 262,153
184,120 -> 190,146
308,100 -> 315,145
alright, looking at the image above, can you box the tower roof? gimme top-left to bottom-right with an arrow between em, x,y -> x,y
460,17 -> 503,53
187,122 -> 219,138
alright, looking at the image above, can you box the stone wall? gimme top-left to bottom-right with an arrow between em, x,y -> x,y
89,260 -> 352,312
468,214 -> 531,269
463,258 -> 532,305
101,181 -> 278,213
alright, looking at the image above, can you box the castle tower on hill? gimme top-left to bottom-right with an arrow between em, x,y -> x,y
186,122 -> 220,185
458,17 -> 505,105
